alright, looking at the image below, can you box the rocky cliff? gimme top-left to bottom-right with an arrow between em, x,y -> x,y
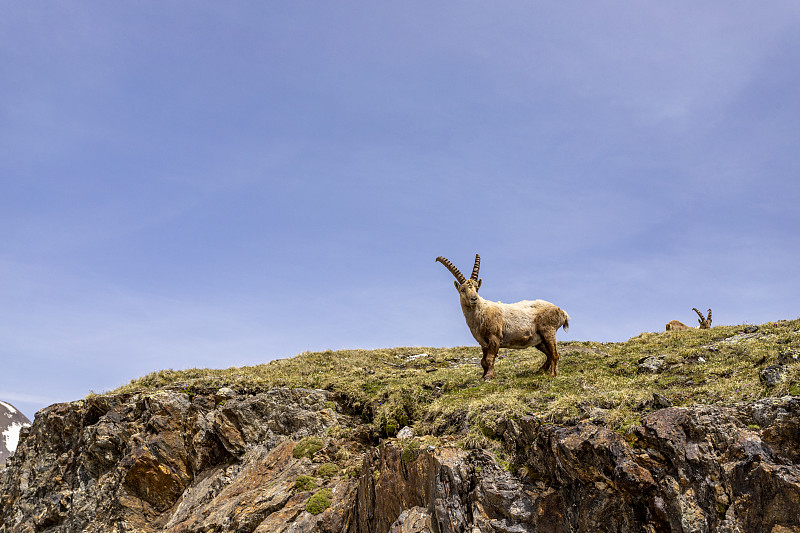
1,385 -> 798,532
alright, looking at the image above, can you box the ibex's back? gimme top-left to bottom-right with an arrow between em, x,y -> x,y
666,320 -> 692,331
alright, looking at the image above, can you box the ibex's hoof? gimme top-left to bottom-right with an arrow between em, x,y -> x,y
482,372 -> 495,381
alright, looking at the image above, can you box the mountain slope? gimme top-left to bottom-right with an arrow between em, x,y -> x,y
0,401 -> 31,466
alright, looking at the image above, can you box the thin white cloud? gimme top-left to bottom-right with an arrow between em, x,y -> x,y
0,392 -> 59,410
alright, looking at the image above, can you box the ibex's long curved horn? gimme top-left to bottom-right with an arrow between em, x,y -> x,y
436,256 -> 466,284
471,254 -> 481,281
693,308 -> 712,327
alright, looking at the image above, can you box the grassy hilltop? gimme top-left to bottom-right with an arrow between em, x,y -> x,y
115,319 -> 800,445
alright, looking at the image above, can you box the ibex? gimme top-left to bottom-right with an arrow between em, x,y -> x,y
436,254 -> 570,379
666,308 -> 712,331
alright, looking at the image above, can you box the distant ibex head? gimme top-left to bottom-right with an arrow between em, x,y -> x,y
693,308 -> 712,329
436,255 -> 482,308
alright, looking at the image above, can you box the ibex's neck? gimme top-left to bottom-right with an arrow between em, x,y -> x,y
460,296 -> 487,323
460,296 -> 497,347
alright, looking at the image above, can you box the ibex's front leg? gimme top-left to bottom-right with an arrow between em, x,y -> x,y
481,335 -> 500,380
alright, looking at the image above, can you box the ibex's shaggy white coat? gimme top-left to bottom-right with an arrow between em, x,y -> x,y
666,308 -> 712,331
437,255 -> 570,379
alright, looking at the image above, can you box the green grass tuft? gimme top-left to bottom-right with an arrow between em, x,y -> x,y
401,440 -> 421,463
295,475 -> 318,491
317,463 -> 339,479
293,437 -> 324,459
305,488 -> 333,515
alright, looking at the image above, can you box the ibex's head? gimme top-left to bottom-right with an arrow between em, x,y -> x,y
436,254 -> 482,308
693,308 -> 712,329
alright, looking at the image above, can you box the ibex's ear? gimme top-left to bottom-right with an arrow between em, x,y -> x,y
476,278 -> 482,290
454,280 -> 460,291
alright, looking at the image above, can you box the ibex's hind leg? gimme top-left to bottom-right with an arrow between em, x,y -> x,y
541,333 -> 560,377
535,342 -> 552,375
534,332 -> 560,377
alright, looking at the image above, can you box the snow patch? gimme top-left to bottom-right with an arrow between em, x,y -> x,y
0,401 -> 17,415
3,422 -> 29,454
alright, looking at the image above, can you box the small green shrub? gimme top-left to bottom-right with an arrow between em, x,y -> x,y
401,440 -> 421,463
395,408 -> 410,427
495,456 -> 514,473
306,488 -> 333,515
295,475 -> 318,491
317,463 -> 340,479
293,437 -> 324,459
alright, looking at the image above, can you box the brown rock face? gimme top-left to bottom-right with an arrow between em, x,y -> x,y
1,390 -> 798,532
0,388 -> 357,532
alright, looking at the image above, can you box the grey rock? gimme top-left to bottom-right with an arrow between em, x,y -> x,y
396,426 -> 414,439
760,364 -> 787,387
388,507 -> 434,533
637,355 -> 666,374
778,349 -> 800,365
652,392 -> 673,409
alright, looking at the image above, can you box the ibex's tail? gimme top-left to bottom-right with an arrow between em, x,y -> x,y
561,311 -> 570,333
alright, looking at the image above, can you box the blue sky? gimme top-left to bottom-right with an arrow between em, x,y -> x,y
2,3 -> 799,420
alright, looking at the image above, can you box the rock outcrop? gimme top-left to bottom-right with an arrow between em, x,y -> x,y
1,388 -> 798,532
